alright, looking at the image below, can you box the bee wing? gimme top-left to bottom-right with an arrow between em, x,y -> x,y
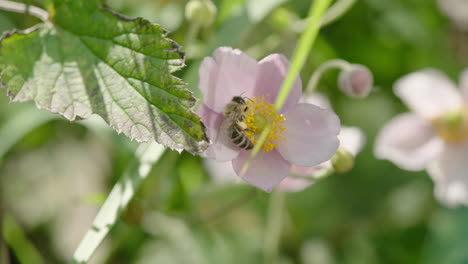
219,119 -> 233,140
205,119 -> 239,160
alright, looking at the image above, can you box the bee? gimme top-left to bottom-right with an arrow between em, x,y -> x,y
223,96 -> 254,150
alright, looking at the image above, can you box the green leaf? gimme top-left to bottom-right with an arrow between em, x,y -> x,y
3,214 -> 46,264
0,0 -> 208,154
73,142 -> 166,263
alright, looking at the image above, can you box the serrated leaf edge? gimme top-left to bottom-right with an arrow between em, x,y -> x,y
0,9 -> 209,154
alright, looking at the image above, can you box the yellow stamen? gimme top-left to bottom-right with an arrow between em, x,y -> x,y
245,95 -> 286,152
432,107 -> 468,143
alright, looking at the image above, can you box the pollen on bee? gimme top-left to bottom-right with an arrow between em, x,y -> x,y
244,96 -> 286,153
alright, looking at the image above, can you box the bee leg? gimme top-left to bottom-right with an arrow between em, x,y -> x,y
246,141 -> 254,150
237,121 -> 248,130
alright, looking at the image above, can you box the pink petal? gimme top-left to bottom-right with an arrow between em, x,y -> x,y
301,96 -> 365,160
277,103 -> 340,167
299,92 -> 332,109
427,143 -> 468,207
291,163 -> 329,176
374,113 -> 443,171
253,54 -> 301,113
460,68 -> 468,102
197,104 -> 222,141
339,126 -> 366,156
394,69 -> 462,119
232,149 -> 291,192
199,47 -> 258,113
197,104 -> 239,161
277,176 -> 314,192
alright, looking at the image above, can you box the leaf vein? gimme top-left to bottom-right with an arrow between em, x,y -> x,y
77,35 -> 190,103
74,35 -> 199,141
94,63 -> 150,137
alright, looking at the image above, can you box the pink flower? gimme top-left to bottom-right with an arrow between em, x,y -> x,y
375,69 -> 468,207
203,93 -> 364,193
197,47 -> 340,192
438,0 -> 468,32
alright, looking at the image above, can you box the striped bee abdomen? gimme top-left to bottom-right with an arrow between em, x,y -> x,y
229,124 -> 254,150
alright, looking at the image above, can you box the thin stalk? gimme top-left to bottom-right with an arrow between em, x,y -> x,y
305,59 -> 351,93
321,0 -> 356,27
185,22 -> 200,46
0,0 -> 48,22
246,0 -> 356,60
274,0 -> 332,111
263,191 -> 286,264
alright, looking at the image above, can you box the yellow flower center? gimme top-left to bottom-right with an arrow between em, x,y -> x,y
432,107 -> 468,143
244,95 -> 286,152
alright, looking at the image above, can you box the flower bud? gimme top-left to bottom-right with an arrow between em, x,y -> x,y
270,8 -> 295,31
185,0 -> 217,28
331,148 -> 355,174
338,64 -> 373,98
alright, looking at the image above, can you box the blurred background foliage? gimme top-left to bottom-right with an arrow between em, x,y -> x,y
1,0 -> 468,263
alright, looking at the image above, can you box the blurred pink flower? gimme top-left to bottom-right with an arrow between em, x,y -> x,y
375,69 -> 468,207
197,47 -> 340,192
204,93 -> 365,193
438,0 -> 468,32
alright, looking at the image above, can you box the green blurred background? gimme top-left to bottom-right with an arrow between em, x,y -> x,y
1,0 -> 468,263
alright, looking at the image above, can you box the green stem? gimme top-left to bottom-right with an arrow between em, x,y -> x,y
305,59 -> 351,93
321,0 -> 356,26
185,22 -> 201,46
0,0 -> 48,21
246,0 -> 356,60
274,0 -> 332,111
263,191 -> 286,264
